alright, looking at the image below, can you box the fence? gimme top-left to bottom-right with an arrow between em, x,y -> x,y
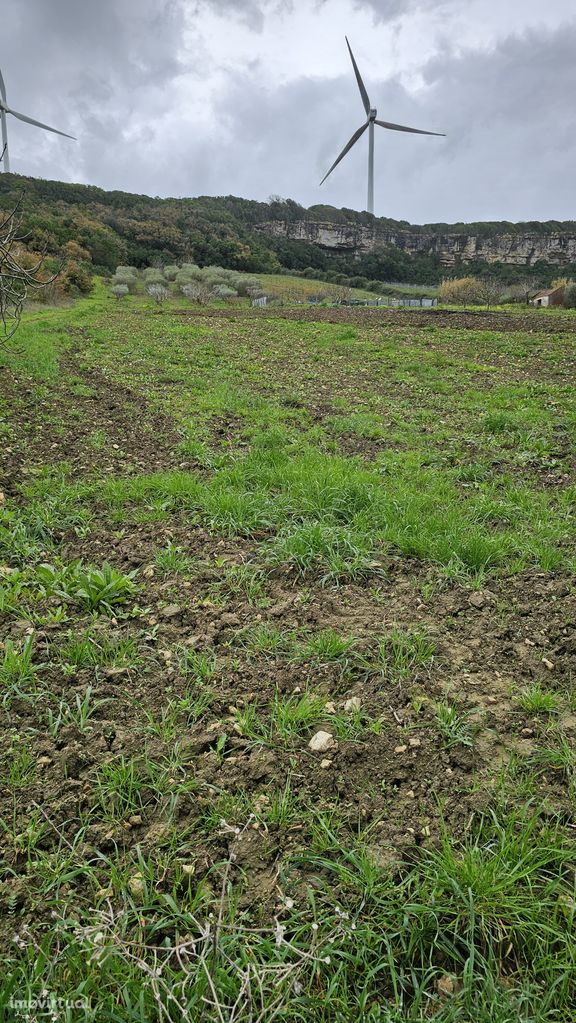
339,297 -> 438,308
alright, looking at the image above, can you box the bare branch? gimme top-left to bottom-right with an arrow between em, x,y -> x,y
0,198 -> 58,343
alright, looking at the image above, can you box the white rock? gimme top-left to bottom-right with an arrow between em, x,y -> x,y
344,697 -> 362,713
309,731 -> 335,753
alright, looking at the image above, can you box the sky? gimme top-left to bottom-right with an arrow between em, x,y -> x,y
1,0 -> 575,223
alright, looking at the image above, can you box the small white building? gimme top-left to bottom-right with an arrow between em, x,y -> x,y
532,286 -> 565,308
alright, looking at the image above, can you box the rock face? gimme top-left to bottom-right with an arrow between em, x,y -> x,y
255,219 -> 576,267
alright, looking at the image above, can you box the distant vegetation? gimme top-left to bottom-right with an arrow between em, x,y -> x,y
1,173 -> 575,290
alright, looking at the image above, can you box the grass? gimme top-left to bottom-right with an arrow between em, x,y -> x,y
2,288 -> 576,1020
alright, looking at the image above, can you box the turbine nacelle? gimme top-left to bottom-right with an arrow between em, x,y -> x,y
320,37 -> 445,214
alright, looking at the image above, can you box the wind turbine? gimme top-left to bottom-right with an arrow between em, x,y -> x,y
0,67 -> 75,173
320,38 -> 444,215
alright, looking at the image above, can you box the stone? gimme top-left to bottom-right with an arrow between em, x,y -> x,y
320,759 -> 333,769
436,974 -> 459,999
309,731 -> 336,753
160,604 -> 181,619
127,873 -> 146,898
344,697 -> 362,713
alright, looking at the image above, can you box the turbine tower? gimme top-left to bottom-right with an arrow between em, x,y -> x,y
0,67 -> 75,174
320,38 -> 444,215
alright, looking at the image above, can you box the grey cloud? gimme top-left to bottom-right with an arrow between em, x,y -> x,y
352,0 -> 458,23
2,2 -> 576,224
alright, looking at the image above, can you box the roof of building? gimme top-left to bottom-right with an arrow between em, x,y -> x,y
533,285 -> 566,299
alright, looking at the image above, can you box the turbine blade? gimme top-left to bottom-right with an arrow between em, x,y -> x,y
320,120 -> 369,186
0,68 -> 6,102
375,118 -> 445,137
5,105 -> 76,139
345,37 -> 371,116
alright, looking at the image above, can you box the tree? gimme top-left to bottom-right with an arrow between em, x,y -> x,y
0,202 -> 56,341
112,283 -> 129,300
564,282 -> 576,308
476,277 -> 504,308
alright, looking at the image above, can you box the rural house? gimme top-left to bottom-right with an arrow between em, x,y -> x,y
532,285 -> 566,307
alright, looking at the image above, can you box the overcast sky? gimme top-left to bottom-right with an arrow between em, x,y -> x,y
1,0 -> 575,223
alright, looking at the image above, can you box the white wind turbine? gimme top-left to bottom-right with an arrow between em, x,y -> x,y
0,67 -> 75,173
320,38 -> 445,215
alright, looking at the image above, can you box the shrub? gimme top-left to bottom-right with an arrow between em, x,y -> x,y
440,277 -> 487,305
163,265 -> 179,281
564,282 -> 576,308
175,269 -> 196,287
182,282 -> 210,304
60,260 -> 93,296
212,284 -> 238,301
112,272 -> 137,293
146,283 -> 169,305
111,284 -> 129,300
143,268 -> 165,285
235,277 -> 262,297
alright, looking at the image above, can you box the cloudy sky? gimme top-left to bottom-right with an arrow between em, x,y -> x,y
1,0 -> 575,223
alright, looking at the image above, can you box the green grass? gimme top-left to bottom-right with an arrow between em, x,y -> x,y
3,287 -> 576,1021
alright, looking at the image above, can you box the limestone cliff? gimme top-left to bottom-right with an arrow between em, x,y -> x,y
255,220 -> 576,267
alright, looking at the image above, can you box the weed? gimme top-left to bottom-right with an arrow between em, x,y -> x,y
47,686 -> 109,736
434,701 -> 474,748
38,561 -> 138,613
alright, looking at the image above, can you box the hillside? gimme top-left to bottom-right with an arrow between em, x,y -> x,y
1,173 -> 575,285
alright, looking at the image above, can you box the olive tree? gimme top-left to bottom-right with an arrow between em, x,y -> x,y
112,283 -> 129,300
146,282 -> 169,305
181,282 -> 210,304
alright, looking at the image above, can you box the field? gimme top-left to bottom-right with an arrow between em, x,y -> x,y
1,286 -> 576,1020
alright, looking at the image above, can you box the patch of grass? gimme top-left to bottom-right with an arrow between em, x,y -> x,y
153,541 -> 193,575
176,648 -> 216,683
266,521 -> 378,584
362,629 -> 436,681
59,630 -> 140,669
1,736 -> 36,786
298,628 -> 356,663
47,685 -> 109,737
516,681 -> 560,715
240,624 -> 296,658
0,636 -> 37,706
